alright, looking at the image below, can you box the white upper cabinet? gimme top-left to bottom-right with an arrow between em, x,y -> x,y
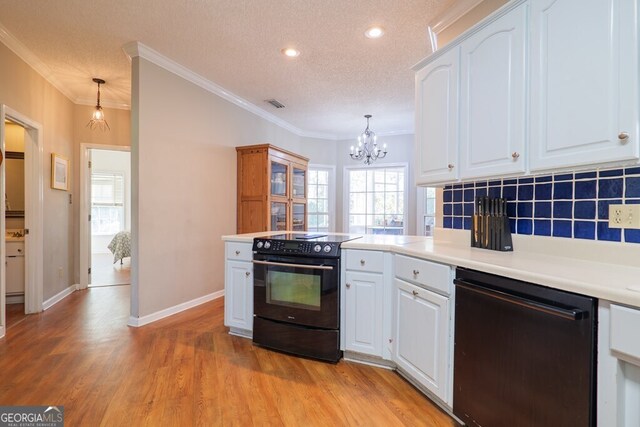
529,0 -> 639,171
415,47 -> 460,185
459,3 -> 528,179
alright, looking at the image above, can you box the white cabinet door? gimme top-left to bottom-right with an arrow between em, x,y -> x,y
415,47 -> 460,185
530,0 -> 639,171
224,260 -> 253,332
394,278 -> 450,403
459,3 -> 527,179
345,271 -> 383,357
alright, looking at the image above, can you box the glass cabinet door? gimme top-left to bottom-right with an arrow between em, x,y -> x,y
271,161 -> 288,197
271,202 -> 288,231
292,166 -> 306,199
292,203 -> 306,231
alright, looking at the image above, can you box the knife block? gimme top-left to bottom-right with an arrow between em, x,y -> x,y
470,196 -> 513,252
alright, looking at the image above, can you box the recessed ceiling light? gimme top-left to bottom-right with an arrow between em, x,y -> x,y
365,26 -> 385,39
281,48 -> 300,58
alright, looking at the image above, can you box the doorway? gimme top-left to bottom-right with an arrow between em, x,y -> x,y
79,145 -> 131,289
0,105 -> 45,339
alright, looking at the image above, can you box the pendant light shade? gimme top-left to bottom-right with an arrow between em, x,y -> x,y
87,78 -> 110,131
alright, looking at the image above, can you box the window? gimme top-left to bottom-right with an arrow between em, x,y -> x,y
347,166 -> 406,235
307,168 -> 331,232
91,172 -> 125,235
421,187 -> 436,236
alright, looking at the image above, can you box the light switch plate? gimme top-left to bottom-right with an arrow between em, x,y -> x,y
608,204 -> 640,229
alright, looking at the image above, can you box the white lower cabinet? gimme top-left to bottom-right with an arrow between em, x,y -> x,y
224,242 -> 253,336
392,255 -> 453,407
345,271 -> 383,357
394,278 -> 450,404
342,249 -> 392,361
598,301 -> 640,426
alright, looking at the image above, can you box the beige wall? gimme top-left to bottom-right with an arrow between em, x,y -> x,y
131,56 -> 326,318
0,42 -> 75,301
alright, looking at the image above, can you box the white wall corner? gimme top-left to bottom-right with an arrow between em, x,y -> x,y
127,289 -> 224,327
42,284 -> 78,311
120,41 -> 337,141
0,23 -> 75,103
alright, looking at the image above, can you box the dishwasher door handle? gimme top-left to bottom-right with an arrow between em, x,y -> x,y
454,279 -> 587,321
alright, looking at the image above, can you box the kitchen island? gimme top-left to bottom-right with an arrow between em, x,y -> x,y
222,228 -> 640,425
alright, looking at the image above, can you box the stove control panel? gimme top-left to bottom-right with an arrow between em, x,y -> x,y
253,239 -> 340,257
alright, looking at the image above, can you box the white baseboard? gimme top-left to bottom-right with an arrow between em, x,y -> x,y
0,325 -> 5,339
128,289 -> 224,327
6,294 -> 25,304
43,284 -> 78,310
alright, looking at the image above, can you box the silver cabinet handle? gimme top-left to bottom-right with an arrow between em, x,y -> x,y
412,269 -> 419,276
512,152 -> 520,159
412,290 -> 419,296
360,259 -> 366,266
447,164 -> 454,170
245,271 -> 250,277
235,250 -> 241,255
346,283 -> 351,289
619,132 -> 630,143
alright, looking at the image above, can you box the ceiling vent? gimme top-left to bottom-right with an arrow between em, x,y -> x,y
265,99 -> 285,109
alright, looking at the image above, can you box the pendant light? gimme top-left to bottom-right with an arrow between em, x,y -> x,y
349,115 -> 387,165
87,78 -> 110,131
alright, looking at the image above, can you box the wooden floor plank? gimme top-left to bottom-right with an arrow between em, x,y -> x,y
0,286 -> 457,426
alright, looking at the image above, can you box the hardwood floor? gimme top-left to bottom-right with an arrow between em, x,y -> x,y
5,302 -> 26,329
0,286 -> 456,426
90,252 -> 131,286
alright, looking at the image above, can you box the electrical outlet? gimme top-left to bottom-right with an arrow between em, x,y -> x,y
608,204 -> 640,229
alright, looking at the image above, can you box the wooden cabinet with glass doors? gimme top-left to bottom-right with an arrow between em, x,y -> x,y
236,144 -> 308,233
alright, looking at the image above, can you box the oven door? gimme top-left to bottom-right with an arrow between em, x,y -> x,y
253,253 -> 340,329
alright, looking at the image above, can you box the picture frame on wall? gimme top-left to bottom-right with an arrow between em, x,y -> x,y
51,153 -> 69,191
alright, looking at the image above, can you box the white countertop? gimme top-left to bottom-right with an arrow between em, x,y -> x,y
222,229 -> 640,308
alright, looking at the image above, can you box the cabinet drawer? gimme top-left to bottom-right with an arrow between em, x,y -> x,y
611,304 -> 640,360
395,254 -> 451,296
226,242 -> 253,262
6,242 -> 25,257
345,250 -> 384,273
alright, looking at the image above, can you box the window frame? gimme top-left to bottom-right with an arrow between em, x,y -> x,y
416,186 -> 437,236
307,164 -> 336,232
343,163 -> 409,235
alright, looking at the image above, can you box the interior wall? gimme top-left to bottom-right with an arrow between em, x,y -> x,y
131,56 -> 325,318
0,42 -> 75,301
334,133 -> 417,235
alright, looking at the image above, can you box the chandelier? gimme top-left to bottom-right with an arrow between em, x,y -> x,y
349,115 -> 387,165
87,78 -> 110,131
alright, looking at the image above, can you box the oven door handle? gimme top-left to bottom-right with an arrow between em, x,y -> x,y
252,259 -> 334,270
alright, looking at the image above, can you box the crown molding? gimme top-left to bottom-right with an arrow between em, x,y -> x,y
429,0 -> 484,34
122,41 -> 340,141
0,23 -> 75,103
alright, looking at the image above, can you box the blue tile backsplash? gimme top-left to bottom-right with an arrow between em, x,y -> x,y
442,166 -> 640,244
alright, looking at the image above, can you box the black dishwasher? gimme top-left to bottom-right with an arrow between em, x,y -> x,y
453,268 -> 597,427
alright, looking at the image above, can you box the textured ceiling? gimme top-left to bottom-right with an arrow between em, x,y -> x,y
0,0 -> 455,139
